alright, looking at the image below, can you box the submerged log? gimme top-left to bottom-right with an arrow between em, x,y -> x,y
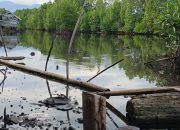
0,59 -> 109,92
0,56 -> 25,61
126,92 -> 180,129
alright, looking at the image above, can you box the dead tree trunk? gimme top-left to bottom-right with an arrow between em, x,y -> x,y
126,92 -> 180,129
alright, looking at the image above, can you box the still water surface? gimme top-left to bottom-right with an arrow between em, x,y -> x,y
0,31 -> 178,129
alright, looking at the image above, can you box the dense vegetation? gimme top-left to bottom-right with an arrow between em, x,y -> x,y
10,0 -> 180,36
0,8 -> 6,14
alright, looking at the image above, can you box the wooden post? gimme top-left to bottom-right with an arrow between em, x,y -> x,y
83,92 -> 106,130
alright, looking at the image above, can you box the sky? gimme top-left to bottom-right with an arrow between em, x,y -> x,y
0,0 -> 54,5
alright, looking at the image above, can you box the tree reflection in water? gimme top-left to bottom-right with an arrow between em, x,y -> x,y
18,31 -> 180,86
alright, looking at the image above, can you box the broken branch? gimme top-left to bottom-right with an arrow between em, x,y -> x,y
87,59 -> 124,82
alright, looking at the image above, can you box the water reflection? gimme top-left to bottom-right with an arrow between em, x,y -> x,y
0,68 -> 7,94
0,36 -> 18,49
18,31 -> 179,86
1,31 -> 179,129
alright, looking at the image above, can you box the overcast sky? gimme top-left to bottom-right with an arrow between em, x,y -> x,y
0,0 -> 54,5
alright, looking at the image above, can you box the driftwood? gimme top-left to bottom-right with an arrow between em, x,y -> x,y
0,56 -> 25,61
0,59 -> 109,92
126,92 -> 180,128
97,87 -> 180,97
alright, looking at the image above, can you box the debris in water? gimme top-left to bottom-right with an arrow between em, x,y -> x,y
20,97 -> 27,101
69,125 -> 78,130
37,94 -> 78,111
1,112 -> 53,129
29,112 -> 48,119
56,104 -> 73,111
39,94 -> 70,105
77,118 -> 83,124
30,52 -> 35,56
56,65 -> 59,70
76,77 -> 81,81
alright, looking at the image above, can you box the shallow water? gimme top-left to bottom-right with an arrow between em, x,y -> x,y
0,31 -> 178,129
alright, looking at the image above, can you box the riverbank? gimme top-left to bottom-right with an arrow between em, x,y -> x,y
16,28 -> 167,37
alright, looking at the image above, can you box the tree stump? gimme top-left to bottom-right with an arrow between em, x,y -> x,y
126,92 -> 180,129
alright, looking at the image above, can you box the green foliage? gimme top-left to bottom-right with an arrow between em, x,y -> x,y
15,0 -> 179,37
122,0 -> 135,32
16,0 -> 80,31
157,0 -> 180,36
0,8 -> 6,14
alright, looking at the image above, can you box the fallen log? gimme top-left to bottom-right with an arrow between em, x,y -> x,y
0,59 -> 109,92
126,92 -> 180,128
97,87 -> 180,97
0,56 -> 25,61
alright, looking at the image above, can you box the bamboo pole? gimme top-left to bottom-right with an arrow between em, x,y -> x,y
0,59 -> 109,92
0,56 -> 25,61
97,87 -> 180,97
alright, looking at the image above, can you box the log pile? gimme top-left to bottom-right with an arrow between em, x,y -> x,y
126,92 -> 180,129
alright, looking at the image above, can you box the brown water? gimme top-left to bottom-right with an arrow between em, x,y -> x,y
0,31 -> 179,129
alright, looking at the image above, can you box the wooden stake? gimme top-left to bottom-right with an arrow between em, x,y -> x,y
0,59 -> 109,92
83,92 -> 106,130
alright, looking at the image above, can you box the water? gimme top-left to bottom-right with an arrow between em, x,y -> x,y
0,31 -> 179,129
